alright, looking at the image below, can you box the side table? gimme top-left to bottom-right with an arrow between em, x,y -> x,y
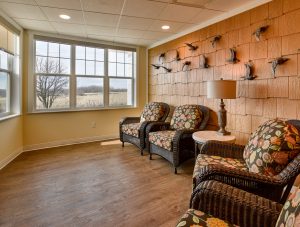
192,131 -> 236,158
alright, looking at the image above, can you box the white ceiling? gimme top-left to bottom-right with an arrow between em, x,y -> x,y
0,0 -> 265,47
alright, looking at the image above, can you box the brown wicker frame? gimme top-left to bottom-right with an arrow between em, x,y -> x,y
192,119 -> 300,203
145,105 -> 210,174
190,180 -> 282,227
119,102 -> 170,155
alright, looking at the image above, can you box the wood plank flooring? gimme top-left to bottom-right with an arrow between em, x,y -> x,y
0,140 -> 194,227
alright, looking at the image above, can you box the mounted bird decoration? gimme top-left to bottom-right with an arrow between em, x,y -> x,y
159,53 -> 165,62
151,64 -> 160,70
268,57 -> 289,77
241,62 -> 257,80
199,55 -> 209,68
185,43 -> 198,51
210,35 -> 221,48
253,25 -> 269,41
151,64 -> 171,73
226,48 -> 239,63
161,66 -> 172,73
182,61 -> 191,71
175,50 -> 181,61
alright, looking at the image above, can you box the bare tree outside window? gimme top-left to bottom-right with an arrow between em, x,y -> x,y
35,57 -> 69,109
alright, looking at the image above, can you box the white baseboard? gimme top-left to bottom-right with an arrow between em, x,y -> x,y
0,147 -> 23,170
0,135 -> 119,170
23,135 -> 119,152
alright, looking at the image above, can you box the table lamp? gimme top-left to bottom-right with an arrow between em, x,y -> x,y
207,78 -> 236,135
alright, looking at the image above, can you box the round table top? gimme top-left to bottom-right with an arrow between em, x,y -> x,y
192,130 -> 236,143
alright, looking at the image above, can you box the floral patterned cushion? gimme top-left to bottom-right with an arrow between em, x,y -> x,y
193,154 -> 248,181
140,102 -> 166,123
148,130 -> 176,151
170,105 -> 202,130
243,119 -> 300,176
122,123 -> 142,138
176,209 -> 238,227
276,185 -> 300,227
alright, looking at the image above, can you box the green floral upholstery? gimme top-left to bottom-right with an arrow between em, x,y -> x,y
121,123 -> 142,138
243,119 -> 300,176
140,102 -> 166,123
193,154 -> 248,180
170,105 -> 202,130
148,130 -> 176,151
176,209 -> 237,227
276,185 -> 300,227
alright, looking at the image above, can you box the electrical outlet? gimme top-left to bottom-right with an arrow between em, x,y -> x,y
91,121 -> 96,128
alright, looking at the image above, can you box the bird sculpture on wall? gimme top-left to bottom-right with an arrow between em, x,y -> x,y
151,64 -> 160,70
151,64 -> 171,73
161,66 -> 172,73
268,57 -> 289,77
175,50 -> 181,61
253,25 -> 269,41
182,61 -> 191,71
241,62 -> 257,80
159,53 -> 165,62
185,43 -> 198,51
199,55 -> 209,68
226,48 -> 239,63
210,35 -> 221,48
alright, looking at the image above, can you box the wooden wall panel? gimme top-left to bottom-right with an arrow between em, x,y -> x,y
148,0 -> 300,145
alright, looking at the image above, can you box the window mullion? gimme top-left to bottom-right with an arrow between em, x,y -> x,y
104,48 -> 109,107
70,45 -> 76,109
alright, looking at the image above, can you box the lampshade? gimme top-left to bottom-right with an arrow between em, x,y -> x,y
207,80 -> 236,99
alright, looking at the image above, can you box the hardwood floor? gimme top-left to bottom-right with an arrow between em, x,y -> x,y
0,140 -> 194,227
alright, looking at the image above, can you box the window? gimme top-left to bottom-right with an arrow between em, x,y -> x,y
108,50 -> 134,107
32,38 -> 136,111
0,25 -> 20,119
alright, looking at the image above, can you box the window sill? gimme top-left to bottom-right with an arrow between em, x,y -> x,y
27,106 -> 139,114
0,113 -> 21,122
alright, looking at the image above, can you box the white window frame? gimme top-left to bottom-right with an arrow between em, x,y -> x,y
29,35 -> 137,113
0,38 -> 21,120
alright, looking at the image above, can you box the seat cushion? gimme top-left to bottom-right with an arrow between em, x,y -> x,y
140,102 -> 166,122
170,105 -> 202,130
276,185 -> 300,227
148,130 -> 176,151
122,123 -> 142,138
243,119 -> 300,176
193,154 -> 248,179
176,209 -> 238,227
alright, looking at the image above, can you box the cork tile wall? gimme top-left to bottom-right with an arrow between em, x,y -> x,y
148,0 -> 300,145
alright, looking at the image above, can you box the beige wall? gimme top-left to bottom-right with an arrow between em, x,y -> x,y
0,116 -> 23,167
148,0 -> 300,145
22,31 -> 147,150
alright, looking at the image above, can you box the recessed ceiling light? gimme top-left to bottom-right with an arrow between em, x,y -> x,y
161,25 -> 170,30
59,14 -> 71,20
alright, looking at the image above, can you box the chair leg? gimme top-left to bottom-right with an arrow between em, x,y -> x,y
174,167 -> 177,174
140,149 -> 143,156
122,142 -> 124,147
149,153 -> 152,160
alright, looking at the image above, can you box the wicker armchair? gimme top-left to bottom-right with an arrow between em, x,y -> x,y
119,102 -> 170,155
176,180 -> 289,227
192,119 -> 300,203
146,105 -> 210,174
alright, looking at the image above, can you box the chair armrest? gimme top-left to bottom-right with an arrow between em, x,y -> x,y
190,180 -> 282,227
119,117 -> 140,125
145,122 -> 170,134
193,164 -> 285,201
200,140 -> 245,159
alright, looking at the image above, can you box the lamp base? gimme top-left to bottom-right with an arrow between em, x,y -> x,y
217,99 -> 231,136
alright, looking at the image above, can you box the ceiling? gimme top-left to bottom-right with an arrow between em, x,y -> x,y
0,0 -> 261,47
